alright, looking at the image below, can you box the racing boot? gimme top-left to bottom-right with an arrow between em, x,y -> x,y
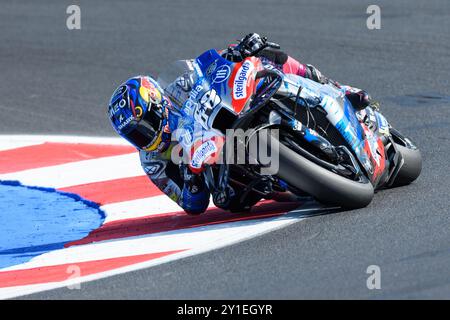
341,85 -> 372,111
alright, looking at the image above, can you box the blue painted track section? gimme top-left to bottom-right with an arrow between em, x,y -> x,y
0,181 -> 104,269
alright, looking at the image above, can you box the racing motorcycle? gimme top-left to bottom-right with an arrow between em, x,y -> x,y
157,40 -> 422,209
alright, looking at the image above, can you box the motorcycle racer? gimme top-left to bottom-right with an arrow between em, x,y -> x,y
108,76 -> 212,215
108,33 -> 376,215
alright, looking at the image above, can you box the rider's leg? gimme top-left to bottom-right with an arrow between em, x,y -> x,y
275,54 -> 375,115
281,56 -> 308,77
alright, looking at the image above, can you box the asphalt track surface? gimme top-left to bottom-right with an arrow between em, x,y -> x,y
1,0 -> 449,299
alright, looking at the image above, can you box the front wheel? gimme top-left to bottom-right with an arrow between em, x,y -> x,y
255,132 -> 374,209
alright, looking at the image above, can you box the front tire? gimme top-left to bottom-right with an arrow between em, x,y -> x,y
255,132 -> 374,209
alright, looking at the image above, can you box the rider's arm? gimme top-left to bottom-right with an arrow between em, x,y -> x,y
271,52 -> 327,84
222,33 -> 326,83
223,33 -> 371,109
139,147 -> 210,215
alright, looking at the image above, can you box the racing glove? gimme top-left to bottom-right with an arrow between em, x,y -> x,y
223,33 -> 268,62
238,33 -> 266,57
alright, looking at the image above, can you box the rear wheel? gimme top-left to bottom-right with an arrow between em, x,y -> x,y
254,131 -> 374,209
389,129 -> 422,187
391,143 -> 422,187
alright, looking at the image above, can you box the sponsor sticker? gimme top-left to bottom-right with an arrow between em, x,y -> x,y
117,115 -> 134,130
144,161 -> 164,176
206,60 -> 217,77
233,61 -> 254,100
212,64 -> 231,83
108,97 -> 127,118
292,120 -> 302,131
190,140 -> 217,169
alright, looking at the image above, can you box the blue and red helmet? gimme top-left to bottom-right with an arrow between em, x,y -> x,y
108,76 -> 167,151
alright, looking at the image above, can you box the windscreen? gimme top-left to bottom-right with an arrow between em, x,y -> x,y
157,59 -> 198,109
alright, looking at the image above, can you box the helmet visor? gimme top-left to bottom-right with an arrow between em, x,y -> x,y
125,103 -> 164,150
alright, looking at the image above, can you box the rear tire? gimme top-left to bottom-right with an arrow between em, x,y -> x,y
254,132 -> 374,209
390,143 -> 422,187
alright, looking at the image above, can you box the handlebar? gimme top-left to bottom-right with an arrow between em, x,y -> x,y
233,33 -> 281,59
248,40 -> 280,57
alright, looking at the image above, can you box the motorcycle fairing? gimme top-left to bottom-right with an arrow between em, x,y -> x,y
281,75 -> 386,183
161,49 -> 388,184
195,49 -> 262,115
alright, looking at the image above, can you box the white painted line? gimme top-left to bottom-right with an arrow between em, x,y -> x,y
102,195 -> 183,223
0,153 -> 144,189
2,214 -> 298,271
0,140 -> 43,152
102,195 -> 217,223
0,213 -> 308,299
0,135 -> 130,146
0,135 -> 331,300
